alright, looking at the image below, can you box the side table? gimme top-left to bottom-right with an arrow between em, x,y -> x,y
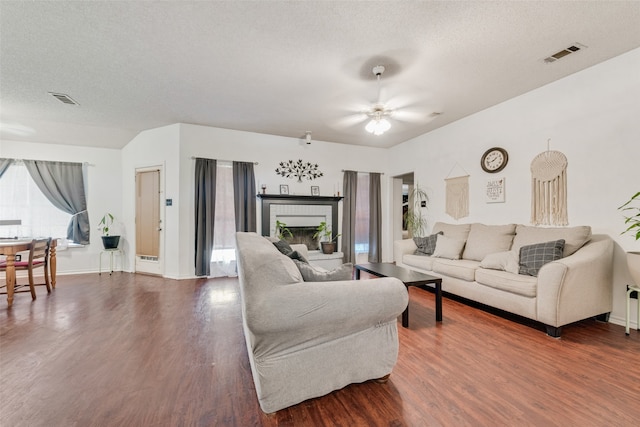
626,284 -> 640,335
99,248 -> 123,275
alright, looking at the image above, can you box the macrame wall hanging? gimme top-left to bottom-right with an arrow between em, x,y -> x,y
445,163 -> 469,220
530,140 -> 568,226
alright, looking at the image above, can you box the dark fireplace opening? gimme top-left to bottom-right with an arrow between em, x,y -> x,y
284,226 -> 319,250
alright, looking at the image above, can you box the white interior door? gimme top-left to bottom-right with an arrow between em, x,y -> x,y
135,167 -> 163,275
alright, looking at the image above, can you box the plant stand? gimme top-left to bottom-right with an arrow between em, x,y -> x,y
99,248 -> 123,275
626,284 -> 640,335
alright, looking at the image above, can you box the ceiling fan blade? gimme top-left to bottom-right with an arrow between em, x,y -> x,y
392,110 -> 436,123
330,113 -> 368,129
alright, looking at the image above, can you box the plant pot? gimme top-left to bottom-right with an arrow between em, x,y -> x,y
627,251 -> 640,286
102,235 -> 120,250
320,242 -> 335,255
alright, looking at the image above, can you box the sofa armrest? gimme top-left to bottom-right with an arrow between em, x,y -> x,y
244,278 -> 408,358
536,234 -> 613,327
393,239 -> 417,265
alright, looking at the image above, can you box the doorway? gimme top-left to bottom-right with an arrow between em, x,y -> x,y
135,167 -> 163,275
392,172 -> 414,242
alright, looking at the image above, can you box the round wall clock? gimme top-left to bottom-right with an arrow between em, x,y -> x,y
481,147 -> 509,173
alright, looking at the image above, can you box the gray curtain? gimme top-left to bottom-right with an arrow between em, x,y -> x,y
194,158 -> 217,277
368,172 -> 382,262
341,170 -> 358,264
232,161 -> 257,232
23,160 -> 89,244
0,158 -> 13,179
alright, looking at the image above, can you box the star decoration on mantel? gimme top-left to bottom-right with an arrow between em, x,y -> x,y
275,159 -> 323,182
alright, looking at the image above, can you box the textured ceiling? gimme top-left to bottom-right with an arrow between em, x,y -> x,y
1,1 -> 640,149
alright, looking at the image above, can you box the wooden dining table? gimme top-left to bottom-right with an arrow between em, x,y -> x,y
0,238 -> 57,307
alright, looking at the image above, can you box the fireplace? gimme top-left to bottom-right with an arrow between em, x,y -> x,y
258,194 -> 343,249
287,226 -> 320,250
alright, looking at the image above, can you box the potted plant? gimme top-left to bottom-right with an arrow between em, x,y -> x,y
275,220 -> 293,240
98,213 -> 120,249
313,221 -> 340,254
619,191 -> 640,286
403,184 -> 429,237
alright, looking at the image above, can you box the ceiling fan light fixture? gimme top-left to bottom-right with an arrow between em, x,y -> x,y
365,117 -> 391,135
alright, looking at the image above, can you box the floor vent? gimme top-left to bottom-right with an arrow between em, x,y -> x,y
544,43 -> 586,63
139,256 -> 158,261
48,92 -> 79,105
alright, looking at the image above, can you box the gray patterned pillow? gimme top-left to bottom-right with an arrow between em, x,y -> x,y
519,239 -> 565,277
273,240 -> 308,263
413,232 -> 443,256
293,260 -> 353,281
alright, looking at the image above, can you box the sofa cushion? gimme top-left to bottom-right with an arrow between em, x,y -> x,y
511,225 -> 591,257
402,254 -> 436,271
432,234 -> 466,260
273,239 -> 308,263
293,260 -> 353,281
518,239 -> 565,277
479,250 -> 520,275
462,223 -> 516,261
432,222 -> 472,242
475,268 -> 538,298
432,258 -> 479,281
413,232 -> 443,256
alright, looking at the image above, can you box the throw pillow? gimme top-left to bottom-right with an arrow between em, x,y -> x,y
462,223 -> 516,261
479,251 -> 520,275
432,234 -> 466,260
432,222 -> 472,243
518,239 -> 565,277
293,260 -> 353,281
273,240 -> 308,263
413,232 -> 443,256
512,225 -> 591,257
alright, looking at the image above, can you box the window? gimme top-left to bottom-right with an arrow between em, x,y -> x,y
209,162 -> 237,277
354,173 -> 370,263
0,163 -> 71,239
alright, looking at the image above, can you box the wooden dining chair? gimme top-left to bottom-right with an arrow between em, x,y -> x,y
0,238 -> 52,300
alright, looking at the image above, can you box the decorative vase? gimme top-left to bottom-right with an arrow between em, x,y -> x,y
627,251 -> 640,286
102,235 -> 120,250
321,242 -> 335,255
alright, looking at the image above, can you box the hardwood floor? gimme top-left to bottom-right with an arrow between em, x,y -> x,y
1,272 -> 639,426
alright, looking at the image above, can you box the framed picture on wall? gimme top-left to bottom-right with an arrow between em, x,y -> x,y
279,184 -> 289,195
486,177 -> 505,203
311,186 -> 320,196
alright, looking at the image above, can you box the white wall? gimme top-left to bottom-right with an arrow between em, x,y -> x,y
0,140 -> 122,274
388,47 -> 640,326
121,124 -> 180,277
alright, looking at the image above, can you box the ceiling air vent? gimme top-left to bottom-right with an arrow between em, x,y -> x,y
48,92 -> 79,105
544,43 -> 587,63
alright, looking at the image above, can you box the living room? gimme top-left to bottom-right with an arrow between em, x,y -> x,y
3,46 -> 639,323
1,1 -> 639,425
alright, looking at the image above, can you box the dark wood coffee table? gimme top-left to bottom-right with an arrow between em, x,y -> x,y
355,262 -> 442,328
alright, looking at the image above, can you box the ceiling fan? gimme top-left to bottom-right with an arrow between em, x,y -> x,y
364,65 -> 393,135
333,64 -> 441,136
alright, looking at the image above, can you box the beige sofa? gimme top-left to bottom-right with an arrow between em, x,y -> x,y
394,223 -> 614,337
236,232 -> 408,413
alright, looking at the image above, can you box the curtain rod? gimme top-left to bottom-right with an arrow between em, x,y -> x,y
341,169 -> 384,175
2,158 -> 93,166
191,156 -> 258,165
